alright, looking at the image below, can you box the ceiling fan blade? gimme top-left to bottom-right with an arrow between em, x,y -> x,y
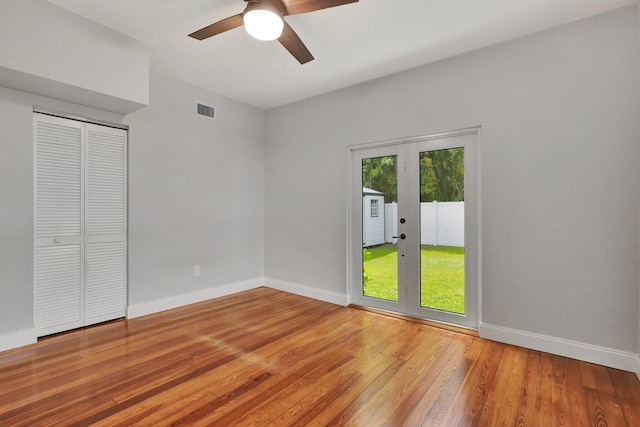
188,14 -> 244,40
281,0 -> 358,16
278,22 -> 314,64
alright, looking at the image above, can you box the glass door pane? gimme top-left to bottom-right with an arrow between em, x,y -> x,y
419,147 -> 465,314
362,155 -> 398,302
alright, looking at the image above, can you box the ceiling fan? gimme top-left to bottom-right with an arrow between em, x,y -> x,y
188,0 -> 359,64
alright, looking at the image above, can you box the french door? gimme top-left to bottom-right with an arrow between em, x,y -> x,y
350,130 -> 478,328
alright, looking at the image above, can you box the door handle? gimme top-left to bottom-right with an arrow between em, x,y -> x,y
392,234 -> 406,240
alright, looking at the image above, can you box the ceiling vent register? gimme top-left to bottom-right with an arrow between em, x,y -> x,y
196,102 -> 216,119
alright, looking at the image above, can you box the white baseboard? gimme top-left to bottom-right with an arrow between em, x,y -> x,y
264,277 -> 348,307
127,277 -> 265,319
0,328 -> 37,353
480,323 -> 638,373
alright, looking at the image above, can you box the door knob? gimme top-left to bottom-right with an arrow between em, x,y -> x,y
392,234 -> 406,240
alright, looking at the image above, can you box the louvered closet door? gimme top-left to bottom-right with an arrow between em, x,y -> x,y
34,114 -> 127,336
85,124 -> 127,325
34,115 -> 84,335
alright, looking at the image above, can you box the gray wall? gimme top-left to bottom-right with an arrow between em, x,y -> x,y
0,88 -> 34,335
124,72 -> 265,306
265,6 -> 640,353
0,71 -> 264,337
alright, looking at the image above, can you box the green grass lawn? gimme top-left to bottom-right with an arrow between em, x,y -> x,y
363,244 -> 465,314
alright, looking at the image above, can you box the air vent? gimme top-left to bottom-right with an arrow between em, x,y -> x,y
196,102 -> 215,119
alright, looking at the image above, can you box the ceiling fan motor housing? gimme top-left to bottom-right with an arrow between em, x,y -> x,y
243,0 -> 286,17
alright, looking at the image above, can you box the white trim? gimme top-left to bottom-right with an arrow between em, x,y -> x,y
475,128 -> 483,327
348,127 -> 481,152
346,145 -> 355,305
480,323 -> 638,373
33,106 -> 129,130
0,328 -> 38,353
265,278 -> 348,307
126,278 -> 264,319
636,355 -> 640,380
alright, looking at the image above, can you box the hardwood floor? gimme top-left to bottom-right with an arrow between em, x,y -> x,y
0,287 -> 638,426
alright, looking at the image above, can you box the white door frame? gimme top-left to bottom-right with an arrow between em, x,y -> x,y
347,127 -> 481,329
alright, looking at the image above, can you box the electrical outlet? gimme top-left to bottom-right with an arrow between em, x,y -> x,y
194,265 -> 201,277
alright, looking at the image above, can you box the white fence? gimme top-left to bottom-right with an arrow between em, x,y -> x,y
384,201 -> 464,247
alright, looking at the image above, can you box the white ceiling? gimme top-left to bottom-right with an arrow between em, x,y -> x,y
45,0 -> 636,110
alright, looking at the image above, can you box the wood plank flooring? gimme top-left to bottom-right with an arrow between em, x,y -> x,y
0,287 -> 638,426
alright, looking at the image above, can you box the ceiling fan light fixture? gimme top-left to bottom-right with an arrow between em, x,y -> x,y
243,2 -> 284,41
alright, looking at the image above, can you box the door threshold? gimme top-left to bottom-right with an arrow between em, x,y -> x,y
348,304 -> 479,337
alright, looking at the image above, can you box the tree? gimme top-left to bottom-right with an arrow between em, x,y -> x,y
420,148 -> 464,202
362,156 -> 397,202
361,148 -> 464,203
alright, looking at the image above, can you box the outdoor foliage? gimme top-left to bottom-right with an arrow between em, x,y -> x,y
362,247 -> 372,284
419,245 -> 465,313
362,156 -> 397,202
362,244 -> 465,313
420,148 -> 465,202
361,148 -> 464,202
362,244 -> 398,301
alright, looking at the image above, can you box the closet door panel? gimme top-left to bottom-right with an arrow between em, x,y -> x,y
86,126 -> 126,237
34,114 -> 85,335
85,124 -> 127,322
35,119 -> 83,239
34,245 -> 83,334
86,241 -> 126,325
